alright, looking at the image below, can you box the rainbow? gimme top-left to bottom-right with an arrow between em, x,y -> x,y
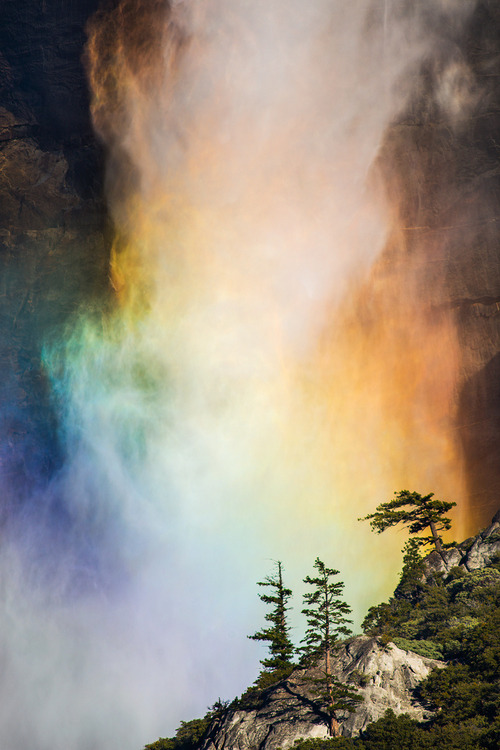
0,1 -> 476,748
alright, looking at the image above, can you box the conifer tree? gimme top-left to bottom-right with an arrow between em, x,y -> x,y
359,489 -> 456,563
394,538 -> 426,600
299,558 -> 360,737
248,561 -> 295,681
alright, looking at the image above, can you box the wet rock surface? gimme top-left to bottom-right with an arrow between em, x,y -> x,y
378,1 -> 500,523
0,1 -> 499,525
0,0 -> 109,504
0,0 -> 103,189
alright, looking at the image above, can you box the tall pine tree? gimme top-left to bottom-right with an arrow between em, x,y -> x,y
299,558 -> 360,737
359,489 -> 456,563
248,561 -> 295,683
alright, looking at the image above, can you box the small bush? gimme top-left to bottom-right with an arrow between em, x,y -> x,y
392,637 -> 443,660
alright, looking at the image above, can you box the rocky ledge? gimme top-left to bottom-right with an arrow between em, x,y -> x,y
424,510 -> 500,579
201,637 -> 441,750
200,513 -> 500,750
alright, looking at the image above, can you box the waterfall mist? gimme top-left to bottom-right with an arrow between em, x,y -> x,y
0,1 -> 491,748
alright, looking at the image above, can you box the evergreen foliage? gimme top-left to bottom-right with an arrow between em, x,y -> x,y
248,561 -> 295,682
145,502 -> 500,750
359,490 -> 456,560
295,522 -> 500,749
292,738 -> 357,749
394,538 -> 426,600
300,558 -> 353,661
299,558 -> 360,736
143,719 -> 209,750
143,701 -> 229,750
363,565 -> 500,658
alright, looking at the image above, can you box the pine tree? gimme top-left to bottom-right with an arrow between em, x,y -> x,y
394,538 -> 426,600
299,558 -> 360,737
248,561 -> 295,682
359,490 -> 456,563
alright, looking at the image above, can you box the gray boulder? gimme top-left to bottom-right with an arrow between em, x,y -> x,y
423,511 -> 500,579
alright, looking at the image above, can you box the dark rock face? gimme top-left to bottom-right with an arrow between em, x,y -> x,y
377,1 -> 500,526
0,0 -> 104,196
0,1 -> 498,529
0,0 -> 109,510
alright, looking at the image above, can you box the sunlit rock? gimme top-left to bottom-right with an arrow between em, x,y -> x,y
423,510 -> 500,577
201,637 -> 441,748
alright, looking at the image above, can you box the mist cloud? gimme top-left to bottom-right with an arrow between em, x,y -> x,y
0,1 -> 481,748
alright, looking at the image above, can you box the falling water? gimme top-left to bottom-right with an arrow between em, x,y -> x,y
0,1 -> 486,748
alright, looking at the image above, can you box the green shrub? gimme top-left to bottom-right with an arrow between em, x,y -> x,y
392,637 -> 443,660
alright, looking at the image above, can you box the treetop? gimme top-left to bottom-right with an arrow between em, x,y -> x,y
359,490 -> 455,534
358,489 -> 457,559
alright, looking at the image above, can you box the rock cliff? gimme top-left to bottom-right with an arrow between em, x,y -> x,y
199,515 -> 500,750
376,1 -> 500,524
424,510 -> 500,578
0,0 -> 110,505
1,0 -> 499,530
201,637 -> 440,750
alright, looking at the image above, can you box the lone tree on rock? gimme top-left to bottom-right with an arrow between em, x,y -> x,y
359,490 -> 456,563
299,558 -> 360,737
248,561 -> 295,684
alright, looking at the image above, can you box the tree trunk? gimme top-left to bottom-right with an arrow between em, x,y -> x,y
429,520 -> 447,564
330,715 -> 340,737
